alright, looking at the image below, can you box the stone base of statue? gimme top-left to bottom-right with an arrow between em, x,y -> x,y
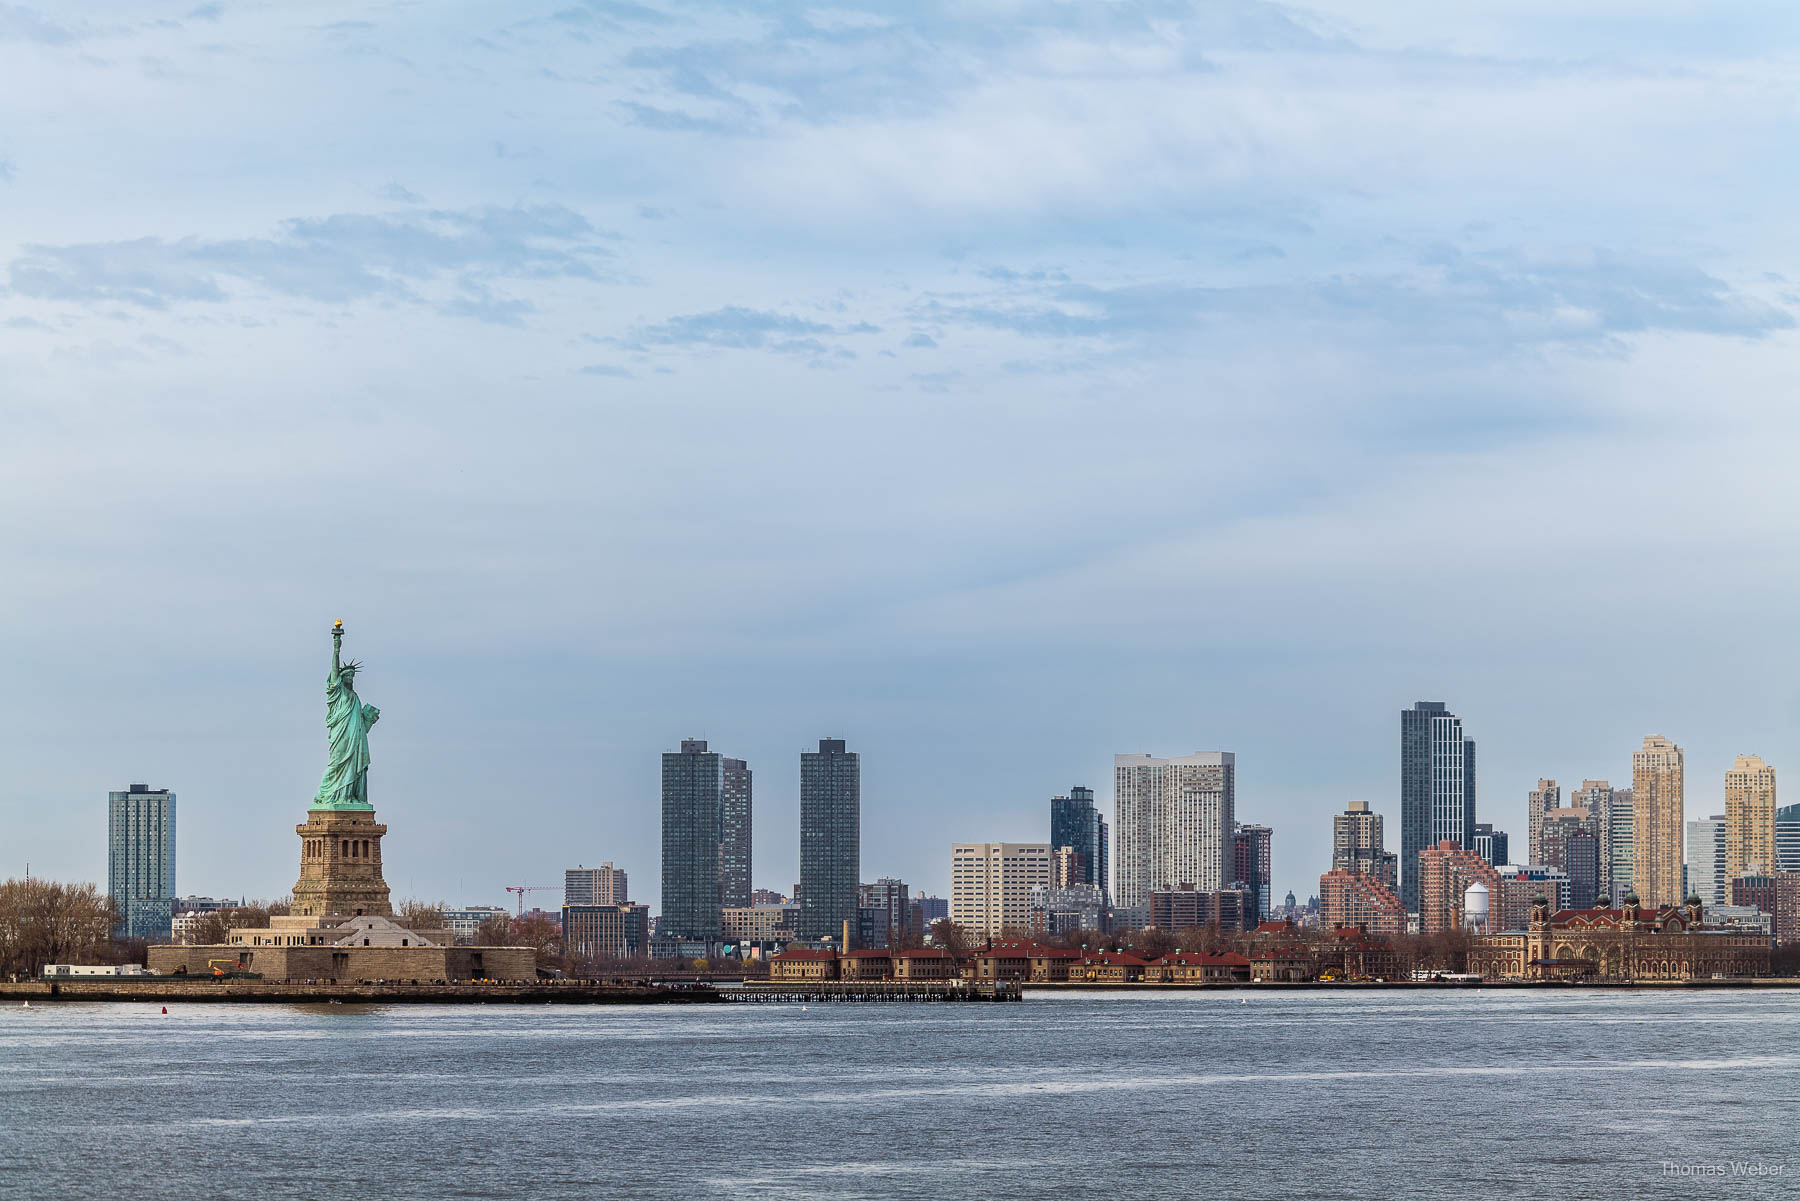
291,806 -> 394,918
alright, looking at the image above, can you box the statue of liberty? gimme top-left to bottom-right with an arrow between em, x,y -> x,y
314,620 -> 379,810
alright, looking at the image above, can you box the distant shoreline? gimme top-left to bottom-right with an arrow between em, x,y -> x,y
7,977 -> 1800,1004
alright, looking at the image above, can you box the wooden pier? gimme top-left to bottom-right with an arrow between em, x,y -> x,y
728,981 -> 1023,1003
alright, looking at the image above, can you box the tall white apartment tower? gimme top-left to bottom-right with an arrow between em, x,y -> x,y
949,842 -> 1052,937
1113,752 -> 1236,910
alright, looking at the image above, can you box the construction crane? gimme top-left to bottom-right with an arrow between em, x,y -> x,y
505,885 -> 559,916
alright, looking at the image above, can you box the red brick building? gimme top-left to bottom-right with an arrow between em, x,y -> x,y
1318,870 -> 1406,937
1418,840 -> 1503,934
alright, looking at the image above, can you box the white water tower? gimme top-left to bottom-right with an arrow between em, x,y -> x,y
1463,881 -> 1490,934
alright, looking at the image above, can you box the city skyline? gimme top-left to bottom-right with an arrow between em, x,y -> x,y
64,708 -> 1799,918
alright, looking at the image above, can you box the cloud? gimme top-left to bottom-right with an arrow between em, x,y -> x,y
916,249 -> 1794,350
0,4 -> 77,44
579,364 -> 633,377
625,305 -> 878,354
7,204 -> 613,313
903,332 -> 937,349
378,182 -> 424,203
0,158 -> 14,183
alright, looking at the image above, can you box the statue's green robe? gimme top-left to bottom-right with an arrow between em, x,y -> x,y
314,667 -> 380,808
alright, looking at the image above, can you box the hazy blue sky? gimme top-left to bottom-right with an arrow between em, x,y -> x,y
4,1 -> 1798,909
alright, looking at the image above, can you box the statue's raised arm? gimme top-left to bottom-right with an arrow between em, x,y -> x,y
313,620 -> 378,811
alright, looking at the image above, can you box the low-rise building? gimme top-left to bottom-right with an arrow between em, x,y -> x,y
442,905 -> 509,945
1313,925 -> 1401,980
1250,949 -> 1314,981
893,947 -> 957,980
889,950 -> 957,979
1146,952 -> 1251,983
838,949 -> 894,980
1468,896 -> 1771,980
769,948 -> 839,981
1067,951 -> 1149,983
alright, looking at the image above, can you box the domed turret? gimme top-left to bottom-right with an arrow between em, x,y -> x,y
1595,894 -> 1612,909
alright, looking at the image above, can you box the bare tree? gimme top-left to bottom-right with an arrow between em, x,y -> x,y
393,899 -> 447,932
472,915 -> 512,945
928,918 -> 973,961
0,878 -> 119,979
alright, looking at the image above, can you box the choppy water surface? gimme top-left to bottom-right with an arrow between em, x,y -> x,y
3,989 -> 1798,1199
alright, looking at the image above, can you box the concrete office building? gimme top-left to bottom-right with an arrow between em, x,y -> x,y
951,842 -> 1052,937
562,903 -> 650,961
1724,755 -> 1777,883
799,738 -> 860,943
1114,752 -> 1235,910
1633,736 -> 1686,909
442,905 -> 509,944
1400,703 -> 1476,915
108,784 -> 176,941
1049,786 -> 1109,894
662,739 -> 723,944
564,863 -> 628,908
720,757 -> 753,909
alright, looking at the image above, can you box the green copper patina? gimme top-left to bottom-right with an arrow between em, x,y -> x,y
313,621 -> 379,811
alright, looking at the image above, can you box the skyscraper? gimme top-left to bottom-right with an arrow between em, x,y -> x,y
799,738 -> 860,943
1686,815 -> 1727,908
950,843 -> 1051,937
1632,735 -> 1685,907
661,739 -> 722,943
1114,752 -> 1235,910
1527,779 -> 1561,866
1724,755 -> 1776,883
1049,786 -> 1108,895
1571,780 -> 1619,898
1777,802 -> 1800,874
1609,787 -> 1635,899
1400,702 -> 1476,914
719,757 -> 753,909
1332,801 -> 1397,886
107,784 -> 176,940
1233,823 -> 1273,921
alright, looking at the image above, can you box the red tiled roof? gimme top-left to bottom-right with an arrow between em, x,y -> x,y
772,948 -> 837,961
895,947 -> 952,959
1029,948 -> 1080,960
842,948 -> 893,958
1078,951 -> 1149,965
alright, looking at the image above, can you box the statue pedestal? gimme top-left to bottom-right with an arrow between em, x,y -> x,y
293,808 -> 393,918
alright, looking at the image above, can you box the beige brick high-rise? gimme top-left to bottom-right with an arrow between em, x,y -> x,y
1632,736 -> 1685,907
1724,754 -> 1777,882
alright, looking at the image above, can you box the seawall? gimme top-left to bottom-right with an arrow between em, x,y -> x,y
0,979 -> 723,1004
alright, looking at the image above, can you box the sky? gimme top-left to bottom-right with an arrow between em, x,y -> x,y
3,1 -> 1799,910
